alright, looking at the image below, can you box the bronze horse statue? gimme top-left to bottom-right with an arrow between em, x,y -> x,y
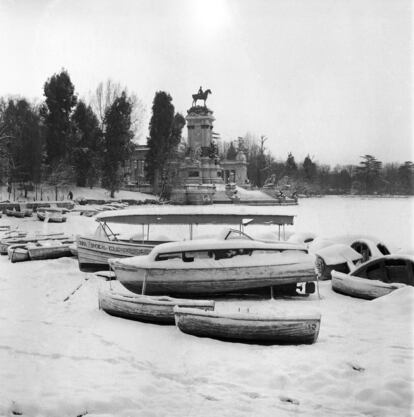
192,89 -> 212,107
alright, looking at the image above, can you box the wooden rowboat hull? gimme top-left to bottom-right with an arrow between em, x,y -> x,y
174,308 -> 321,344
13,212 -> 26,218
111,261 -> 316,296
76,236 -> 156,272
331,271 -> 403,300
99,289 -> 215,324
28,245 -> 72,260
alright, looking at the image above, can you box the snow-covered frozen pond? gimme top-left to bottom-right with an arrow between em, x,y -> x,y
0,196 -> 413,417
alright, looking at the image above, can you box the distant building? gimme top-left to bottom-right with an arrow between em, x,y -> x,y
121,144 -> 150,191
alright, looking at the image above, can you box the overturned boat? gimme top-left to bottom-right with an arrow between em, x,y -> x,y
109,239 -> 316,296
174,307 -> 321,345
99,284 -> 215,324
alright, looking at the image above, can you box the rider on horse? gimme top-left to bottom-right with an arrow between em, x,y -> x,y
192,86 -> 211,107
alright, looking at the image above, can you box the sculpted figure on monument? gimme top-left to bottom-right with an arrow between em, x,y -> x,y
264,173 -> 276,186
192,87 -> 212,107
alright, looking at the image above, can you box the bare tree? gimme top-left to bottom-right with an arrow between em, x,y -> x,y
90,79 -> 146,142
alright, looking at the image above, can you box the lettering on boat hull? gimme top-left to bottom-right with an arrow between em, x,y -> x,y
77,236 -> 153,271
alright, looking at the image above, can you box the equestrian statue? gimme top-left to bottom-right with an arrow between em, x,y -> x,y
192,86 -> 212,107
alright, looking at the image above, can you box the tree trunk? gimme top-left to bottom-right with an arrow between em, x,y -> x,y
153,169 -> 160,195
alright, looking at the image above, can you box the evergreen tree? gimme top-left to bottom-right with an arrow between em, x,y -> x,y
1,99 -> 43,183
146,91 -> 185,194
71,100 -> 102,187
285,152 -> 297,177
43,69 -> 77,163
398,161 -> 414,194
302,154 -> 316,181
355,155 -> 382,194
226,142 -> 237,160
102,92 -> 134,198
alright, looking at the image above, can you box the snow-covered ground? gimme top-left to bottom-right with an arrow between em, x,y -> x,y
0,197 -> 413,416
0,185 -> 154,203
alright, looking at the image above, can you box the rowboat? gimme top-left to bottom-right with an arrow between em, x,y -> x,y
109,239 -> 316,296
332,254 -> 414,299
0,233 -> 72,255
174,307 -> 321,344
77,204 -> 296,272
99,284 -> 215,324
7,239 -> 74,262
37,211 -> 67,223
6,209 -> 25,218
27,240 -> 73,260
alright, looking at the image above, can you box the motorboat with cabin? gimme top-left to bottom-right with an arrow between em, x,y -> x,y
76,205 -> 297,272
109,238 -> 316,296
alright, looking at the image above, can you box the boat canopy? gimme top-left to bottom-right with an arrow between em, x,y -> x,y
95,205 -> 295,226
148,238 -> 307,255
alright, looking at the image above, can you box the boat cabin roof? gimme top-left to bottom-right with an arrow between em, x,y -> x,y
150,238 -> 307,255
95,205 -> 295,226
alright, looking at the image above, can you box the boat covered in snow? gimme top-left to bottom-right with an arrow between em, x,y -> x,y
37,211 -> 67,223
174,307 -> 321,344
332,254 -> 414,299
27,239 -> 73,260
109,238 -> 316,296
99,284 -> 215,324
0,232 -> 71,255
311,235 -> 392,280
77,205 -> 296,272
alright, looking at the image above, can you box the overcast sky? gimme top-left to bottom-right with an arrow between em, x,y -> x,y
0,0 -> 412,165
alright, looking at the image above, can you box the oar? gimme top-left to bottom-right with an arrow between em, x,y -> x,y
63,274 -> 90,302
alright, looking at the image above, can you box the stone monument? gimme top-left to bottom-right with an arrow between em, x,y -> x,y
182,87 -> 223,185
169,87 -> 250,204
